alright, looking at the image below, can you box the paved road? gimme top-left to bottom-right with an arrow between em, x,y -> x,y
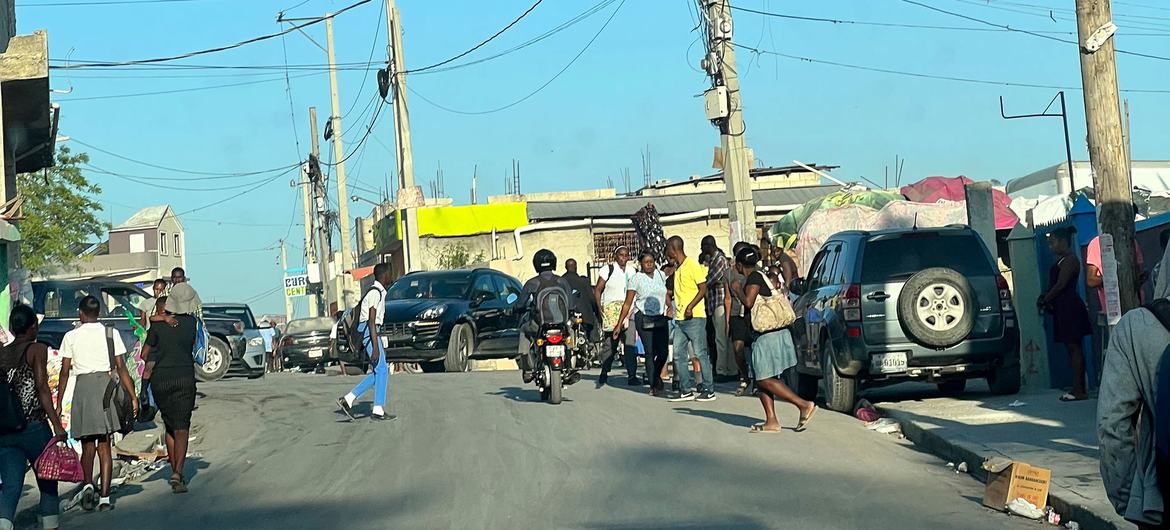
72,372 -> 1034,530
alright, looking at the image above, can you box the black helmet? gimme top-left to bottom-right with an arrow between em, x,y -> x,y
533,249 -> 557,273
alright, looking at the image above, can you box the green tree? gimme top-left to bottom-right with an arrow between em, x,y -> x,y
433,244 -> 485,270
17,146 -> 106,275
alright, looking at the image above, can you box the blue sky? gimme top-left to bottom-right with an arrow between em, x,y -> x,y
18,0 -> 1170,316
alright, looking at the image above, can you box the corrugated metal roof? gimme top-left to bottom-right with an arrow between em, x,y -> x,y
114,205 -> 170,230
526,184 -> 841,221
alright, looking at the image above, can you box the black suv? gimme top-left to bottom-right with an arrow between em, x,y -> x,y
786,227 -> 1020,412
341,268 -> 524,372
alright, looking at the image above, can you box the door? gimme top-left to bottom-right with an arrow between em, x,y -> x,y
791,245 -> 840,372
467,273 -> 505,352
493,274 -> 524,351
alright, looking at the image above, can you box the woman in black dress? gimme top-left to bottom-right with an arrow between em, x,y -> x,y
1038,228 -> 1093,401
142,287 -> 198,493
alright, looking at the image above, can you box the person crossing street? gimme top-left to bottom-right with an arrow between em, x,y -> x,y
337,263 -> 395,421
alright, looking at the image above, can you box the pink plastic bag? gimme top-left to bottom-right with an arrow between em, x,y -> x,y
35,439 -> 84,483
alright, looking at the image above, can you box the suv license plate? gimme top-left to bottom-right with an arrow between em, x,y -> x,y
309,348 -> 324,359
546,345 -> 565,357
872,352 -> 907,374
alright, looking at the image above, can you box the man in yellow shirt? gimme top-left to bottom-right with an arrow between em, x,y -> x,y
666,236 -> 715,402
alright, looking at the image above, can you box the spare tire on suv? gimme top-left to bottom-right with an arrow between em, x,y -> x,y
896,267 -> 974,348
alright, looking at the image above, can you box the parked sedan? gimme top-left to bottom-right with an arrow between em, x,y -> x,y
279,316 -> 336,371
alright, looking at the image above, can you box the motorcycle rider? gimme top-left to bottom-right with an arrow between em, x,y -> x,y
513,249 -> 575,384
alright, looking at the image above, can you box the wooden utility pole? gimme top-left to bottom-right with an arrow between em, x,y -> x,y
325,15 -> 356,306
386,0 -> 421,272
279,240 -> 294,323
1075,0 -> 1137,320
299,164 -> 320,317
699,0 -> 755,245
308,107 -> 335,314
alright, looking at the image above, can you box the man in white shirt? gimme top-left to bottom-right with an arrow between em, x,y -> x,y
337,263 -> 394,421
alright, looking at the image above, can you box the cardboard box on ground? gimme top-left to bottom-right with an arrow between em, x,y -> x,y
982,457 -> 1052,511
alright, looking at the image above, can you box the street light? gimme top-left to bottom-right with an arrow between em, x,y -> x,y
351,195 -> 381,207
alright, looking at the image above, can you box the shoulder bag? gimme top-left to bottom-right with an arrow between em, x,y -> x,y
103,327 -> 135,435
749,271 -> 796,333
0,344 -> 31,435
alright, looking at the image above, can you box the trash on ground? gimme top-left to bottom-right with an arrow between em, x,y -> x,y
1006,498 -> 1045,520
865,417 -> 901,435
983,459 -> 1052,513
956,462 -> 968,473
1045,506 -> 1062,526
1063,521 -> 1079,530
854,399 -> 882,422
1007,400 -> 1027,408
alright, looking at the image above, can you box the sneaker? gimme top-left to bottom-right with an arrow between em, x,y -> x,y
669,391 -> 697,402
336,397 -> 355,421
596,374 -> 609,389
371,413 -> 397,421
696,391 -> 717,402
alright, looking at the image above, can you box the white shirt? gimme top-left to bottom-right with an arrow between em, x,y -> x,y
60,322 -> 128,375
599,262 -> 636,305
358,281 -> 388,325
628,269 -> 668,316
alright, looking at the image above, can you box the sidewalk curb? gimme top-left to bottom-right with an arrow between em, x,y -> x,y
882,408 -> 1130,530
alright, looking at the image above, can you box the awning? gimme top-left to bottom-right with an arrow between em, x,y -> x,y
346,266 -> 375,281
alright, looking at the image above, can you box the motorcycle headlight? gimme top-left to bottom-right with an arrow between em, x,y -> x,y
248,337 -> 264,346
417,305 -> 447,320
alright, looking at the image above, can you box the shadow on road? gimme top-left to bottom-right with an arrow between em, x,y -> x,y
673,407 -> 761,428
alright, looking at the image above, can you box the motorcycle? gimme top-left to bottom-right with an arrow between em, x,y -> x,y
508,293 -> 580,405
568,310 -> 596,370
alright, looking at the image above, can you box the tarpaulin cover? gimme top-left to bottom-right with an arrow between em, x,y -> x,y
900,176 -> 1019,230
768,189 -> 904,249
795,200 -> 969,277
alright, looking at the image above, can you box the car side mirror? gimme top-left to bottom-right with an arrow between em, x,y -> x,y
789,278 -> 807,296
505,293 -> 518,305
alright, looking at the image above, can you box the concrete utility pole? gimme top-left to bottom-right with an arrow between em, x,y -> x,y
698,0 -> 755,246
299,164 -> 320,317
308,107 -> 335,314
1074,0 -> 1138,319
386,0 -> 422,272
325,15 -> 356,306
279,240 -> 294,323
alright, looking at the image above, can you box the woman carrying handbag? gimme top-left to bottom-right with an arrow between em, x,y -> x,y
736,246 -> 817,434
0,305 -> 69,530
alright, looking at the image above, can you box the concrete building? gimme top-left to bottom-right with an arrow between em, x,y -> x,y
1006,160 -> 1170,199
355,165 -> 841,283
0,1 -> 54,322
39,205 -> 187,287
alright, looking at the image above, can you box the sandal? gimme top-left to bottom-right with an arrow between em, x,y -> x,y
734,380 -> 750,397
97,497 -> 113,512
749,424 -> 781,434
1059,392 -> 1088,402
80,484 -> 97,511
170,473 -> 188,493
795,405 -> 818,432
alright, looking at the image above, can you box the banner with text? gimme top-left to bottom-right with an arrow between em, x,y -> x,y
284,275 -> 309,298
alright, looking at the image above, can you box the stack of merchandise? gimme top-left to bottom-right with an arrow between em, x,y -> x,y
631,203 -> 666,265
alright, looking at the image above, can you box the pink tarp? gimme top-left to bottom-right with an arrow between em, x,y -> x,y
900,176 -> 1019,230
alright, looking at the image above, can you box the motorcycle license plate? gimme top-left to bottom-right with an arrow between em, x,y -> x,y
546,345 -> 565,357
871,352 -> 907,374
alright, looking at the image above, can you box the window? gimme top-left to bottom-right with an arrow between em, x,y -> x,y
592,231 -> 641,264
818,245 -> 841,286
493,274 -> 521,301
806,250 -> 830,291
160,232 -> 168,255
860,234 -> 994,283
42,286 -> 93,319
174,234 -> 182,257
470,274 -> 497,302
102,287 -> 147,318
129,233 -> 146,254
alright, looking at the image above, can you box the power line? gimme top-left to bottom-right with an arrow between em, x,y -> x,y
72,138 -> 300,177
280,31 -> 303,160
904,0 -> 1170,61
178,168 -> 297,215
730,4 -> 1076,34
86,164 -> 293,192
410,0 -> 626,115
409,0 -> 620,76
339,0 -> 385,120
322,98 -> 385,167
404,0 -> 546,75
732,43 -> 1170,94
50,0 -> 372,69
55,71 -> 325,101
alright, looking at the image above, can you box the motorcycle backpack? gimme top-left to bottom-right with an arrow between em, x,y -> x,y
534,276 -> 571,326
